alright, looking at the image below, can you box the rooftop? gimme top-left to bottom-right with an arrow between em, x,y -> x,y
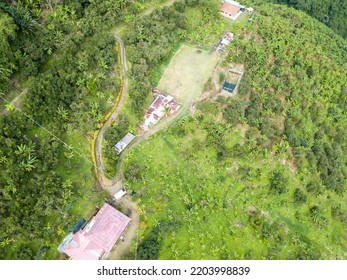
63,203 -> 131,260
220,3 -> 242,17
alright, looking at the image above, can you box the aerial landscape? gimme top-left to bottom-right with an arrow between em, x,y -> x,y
0,0 -> 346,260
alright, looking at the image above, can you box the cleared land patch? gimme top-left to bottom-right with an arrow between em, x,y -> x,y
157,45 -> 219,106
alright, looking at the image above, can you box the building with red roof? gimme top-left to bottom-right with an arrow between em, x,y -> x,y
220,1 -> 244,21
62,203 -> 131,260
141,93 -> 180,130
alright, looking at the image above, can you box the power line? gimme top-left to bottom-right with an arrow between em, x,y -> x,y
0,95 -> 94,165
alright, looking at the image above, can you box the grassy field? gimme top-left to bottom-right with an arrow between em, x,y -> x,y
123,105 -> 346,260
157,45 -> 219,104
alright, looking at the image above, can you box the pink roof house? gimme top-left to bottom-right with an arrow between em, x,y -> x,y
63,231 -> 104,260
63,203 -> 131,260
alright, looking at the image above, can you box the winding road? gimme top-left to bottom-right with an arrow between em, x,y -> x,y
94,32 -> 196,259
94,34 -> 128,189
93,34 -> 142,260
94,0 -> 196,259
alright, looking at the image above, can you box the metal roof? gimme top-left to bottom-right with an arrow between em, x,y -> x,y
223,82 -> 237,93
63,231 -> 104,260
115,132 -> 135,154
63,203 -> 131,260
82,203 -> 131,252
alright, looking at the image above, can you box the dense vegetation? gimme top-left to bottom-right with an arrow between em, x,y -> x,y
123,2 -> 346,259
0,0 -> 145,259
264,0 -> 347,38
0,0 -> 346,260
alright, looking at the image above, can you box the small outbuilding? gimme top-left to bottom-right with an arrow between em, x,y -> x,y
115,132 -> 135,155
221,32 -> 234,46
223,81 -> 237,93
114,188 -> 127,200
247,7 -> 254,13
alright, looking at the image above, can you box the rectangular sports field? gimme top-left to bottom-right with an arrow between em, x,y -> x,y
157,45 -> 219,106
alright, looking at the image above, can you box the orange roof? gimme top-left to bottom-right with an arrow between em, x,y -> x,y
220,3 -> 241,17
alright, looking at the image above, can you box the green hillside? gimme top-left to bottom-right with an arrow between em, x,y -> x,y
265,0 -> 347,38
123,2 -> 347,259
0,0 -> 346,260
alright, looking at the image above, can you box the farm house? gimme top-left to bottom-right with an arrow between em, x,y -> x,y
220,1 -> 245,21
141,93 -> 180,130
61,203 -> 131,260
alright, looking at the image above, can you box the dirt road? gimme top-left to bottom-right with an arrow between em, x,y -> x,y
94,1 -> 211,260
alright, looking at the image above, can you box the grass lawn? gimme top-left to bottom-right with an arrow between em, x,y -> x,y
157,45 -> 219,105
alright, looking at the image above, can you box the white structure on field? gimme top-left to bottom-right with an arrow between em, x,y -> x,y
221,32 -> 234,46
247,7 -> 254,13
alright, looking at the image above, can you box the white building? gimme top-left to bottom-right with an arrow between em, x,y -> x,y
114,132 -> 135,155
141,94 -> 180,130
114,189 -> 127,200
221,32 -> 234,46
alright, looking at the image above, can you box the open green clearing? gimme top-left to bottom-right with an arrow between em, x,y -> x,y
157,45 -> 218,105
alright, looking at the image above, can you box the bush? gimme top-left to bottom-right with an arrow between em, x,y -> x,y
293,188 -> 307,203
269,171 -> 288,194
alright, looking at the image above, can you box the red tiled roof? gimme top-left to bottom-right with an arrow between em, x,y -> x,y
220,3 -> 241,17
146,107 -> 154,115
152,96 -> 164,109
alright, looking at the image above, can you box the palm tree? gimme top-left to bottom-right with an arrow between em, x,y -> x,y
119,0 -> 130,10
0,2 -> 38,33
0,155 -> 7,164
19,154 -> 37,172
162,105 -> 171,117
16,143 -> 29,156
64,151 -> 74,169
57,106 -> 69,120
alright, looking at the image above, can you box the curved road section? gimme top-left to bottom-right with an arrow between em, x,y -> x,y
95,34 -> 128,188
94,31 -> 189,259
94,35 -> 140,260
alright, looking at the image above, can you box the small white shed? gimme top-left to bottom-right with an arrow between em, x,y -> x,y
114,189 -> 127,200
247,7 -> 254,13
